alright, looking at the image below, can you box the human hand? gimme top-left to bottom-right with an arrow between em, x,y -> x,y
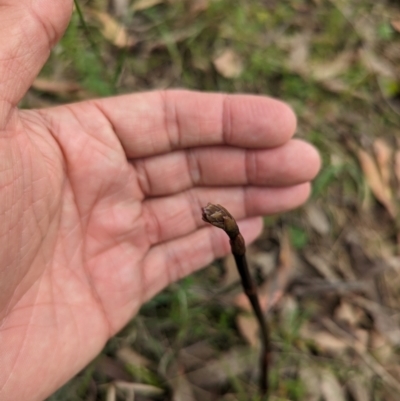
0,1 -> 320,399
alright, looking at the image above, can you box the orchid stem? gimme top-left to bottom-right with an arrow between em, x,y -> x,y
201,203 -> 271,399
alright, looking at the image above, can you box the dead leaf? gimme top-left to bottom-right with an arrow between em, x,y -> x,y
391,20 -> 400,33
305,204 -> 331,235
236,313 -> 259,347
299,366 -> 321,401
234,230 -> 293,313
304,252 -> 339,282
322,317 -> 400,393
301,323 -> 347,354
116,347 -> 151,367
251,250 -> 276,278
189,0 -> 209,15
334,301 -> 363,327
310,51 -> 353,82
373,138 -> 392,188
394,148 -> 400,198
221,254 -> 240,288
370,330 -> 392,364
360,48 -> 396,79
106,384 -> 117,401
351,296 -> 400,347
179,342 -> 217,371
113,381 -> 134,401
346,375 -> 370,401
213,49 -> 243,79
96,356 -> 133,381
114,381 -> 164,397
286,33 -> 310,75
91,10 -> 137,48
111,0 -> 129,16
32,78 -> 81,94
186,347 -> 258,388
131,0 -> 164,11
166,361 -> 196,401
262,229 -> 294,311
357,147 -> 396,218
278,295 -> 299,330
320,369 -> 346,401
320,79 -> 371,100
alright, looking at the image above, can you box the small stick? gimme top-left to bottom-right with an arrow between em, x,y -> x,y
201,203 -> 271,399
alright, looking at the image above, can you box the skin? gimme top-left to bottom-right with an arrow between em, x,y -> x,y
0,1 -> 321,399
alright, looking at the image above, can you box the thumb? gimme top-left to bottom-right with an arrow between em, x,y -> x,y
0,0 -> 73,129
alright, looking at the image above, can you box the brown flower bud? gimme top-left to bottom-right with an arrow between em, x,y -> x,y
201,203 -> 240,239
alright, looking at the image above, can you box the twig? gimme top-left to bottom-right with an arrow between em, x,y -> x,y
201,203 -> 271,399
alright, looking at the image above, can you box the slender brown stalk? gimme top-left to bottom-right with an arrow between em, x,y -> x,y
201,203 -> 271,399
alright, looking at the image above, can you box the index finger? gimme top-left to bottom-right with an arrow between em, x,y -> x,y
94,90 -> 297,158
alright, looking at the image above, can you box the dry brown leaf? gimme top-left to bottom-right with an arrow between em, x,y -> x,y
373,138 -> 392,189
213,49 -> 243,79
360,48 -> 396,79
351,296 -> 400,347
234,292 -> 253,312
186,347 -> 258,388
357,147 -> 396,218
189,0 -> 209,15
391,20 -> 400,33
221,254 -> 240,288
131,0 -> 164,11
278,296 -> 300,333
251,250 -> 275,278
305,204 -> 331,235
334,301 -> 363,327
310,51 -> 353,81
106,384 -> 117,401
32,78 -> 81,94
91,10 -> 137,48
321,78 -> 371,100
301,323 -> 347,354
286,33 -> 310,75
346,375 -> 370,401
234,232 -> 293,313
320,369 -> 346,401
111,0 -> 129,16
179,342 -> 217,371
170,376 -> 196,401
96,356 -> 134,381
114,381 -> 134,401
354,329 -> 369,349
116,347 -> 151,367
165,363 -> 197,401
394,150 -> 400,198
370,330 -> 392,364
299,366 -> 321,401
115,381 -> 164,397
304,252 -> 339,282
322,317 -> 400,392
236,313 -> 259,348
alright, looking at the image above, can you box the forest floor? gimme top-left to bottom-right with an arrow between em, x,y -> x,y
37,1 -> 400,400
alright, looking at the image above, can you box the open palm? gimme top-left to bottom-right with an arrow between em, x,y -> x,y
0,2 -> 320,400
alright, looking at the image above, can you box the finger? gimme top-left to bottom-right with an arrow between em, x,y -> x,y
133,139 -> 320,196
142,183 -> 311,246
140,216 -> 263,303
0,0 -> 73,127
95,90 -> 297,158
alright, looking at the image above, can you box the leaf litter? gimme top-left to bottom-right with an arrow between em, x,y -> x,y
44,1 -> 400,400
